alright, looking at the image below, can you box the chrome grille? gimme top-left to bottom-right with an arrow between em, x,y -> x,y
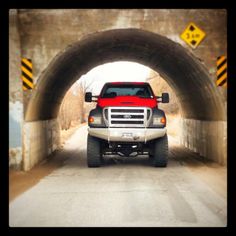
103,107 -> 152,128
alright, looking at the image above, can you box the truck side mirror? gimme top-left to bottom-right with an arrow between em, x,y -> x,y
157,93 -> 169,103
161,93 -> 169,103
85,92 -> 92,102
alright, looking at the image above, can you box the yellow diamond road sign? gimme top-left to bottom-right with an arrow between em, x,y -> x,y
180,22 -> 206,49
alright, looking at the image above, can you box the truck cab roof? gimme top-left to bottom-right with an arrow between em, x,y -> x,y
97,81 -> 157,108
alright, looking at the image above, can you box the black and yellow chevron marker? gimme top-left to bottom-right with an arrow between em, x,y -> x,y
21,58 -> 34,90
216,56 -> 227,87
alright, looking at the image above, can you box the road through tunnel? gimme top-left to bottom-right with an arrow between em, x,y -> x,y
23,29 -> 227,170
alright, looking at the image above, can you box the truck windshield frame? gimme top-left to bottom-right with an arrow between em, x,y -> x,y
100,84 -> 154,98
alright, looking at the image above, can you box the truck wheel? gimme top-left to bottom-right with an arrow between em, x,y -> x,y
87,134 -> 102,167
151,134 -> 168,167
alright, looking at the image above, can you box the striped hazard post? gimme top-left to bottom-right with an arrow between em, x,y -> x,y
216,56 -> 227,87
21,58 -> 34,90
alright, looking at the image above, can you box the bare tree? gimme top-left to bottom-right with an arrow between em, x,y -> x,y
58,82 -> 86,130
146,70 -> 180,115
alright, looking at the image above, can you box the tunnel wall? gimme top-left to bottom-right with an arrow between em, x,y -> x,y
9,10 -> 24,169
23,119 -> 60,171
180,119 -> 227,164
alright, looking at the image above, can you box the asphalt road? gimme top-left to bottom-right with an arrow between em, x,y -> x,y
9,125 -> 227,227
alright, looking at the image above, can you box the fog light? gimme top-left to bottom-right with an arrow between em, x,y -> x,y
88,116 -> 94,123
88,116 -> 102,125
153,117 -> 166,125
161,117 -> 166,124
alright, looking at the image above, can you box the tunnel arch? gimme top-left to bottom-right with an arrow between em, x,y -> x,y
25,28 -> 225,122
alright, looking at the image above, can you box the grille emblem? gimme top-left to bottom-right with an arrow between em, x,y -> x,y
123,114 -> 132,119
108,107 -> 150,127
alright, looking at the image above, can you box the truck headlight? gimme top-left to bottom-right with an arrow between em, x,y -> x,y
153,117 -> 166,125
88,116 -> 102,125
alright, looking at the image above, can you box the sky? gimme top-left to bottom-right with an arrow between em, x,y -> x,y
77,61 -> 152,95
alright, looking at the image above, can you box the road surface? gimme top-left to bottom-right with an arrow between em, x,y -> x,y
9,125 -> 227,227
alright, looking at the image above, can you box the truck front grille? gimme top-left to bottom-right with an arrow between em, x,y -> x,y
103,107 -> 152,128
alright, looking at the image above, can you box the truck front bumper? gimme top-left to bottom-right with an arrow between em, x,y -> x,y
88,127 -> 167,143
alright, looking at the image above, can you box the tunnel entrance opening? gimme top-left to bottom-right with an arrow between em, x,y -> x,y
23,28 -> 226,171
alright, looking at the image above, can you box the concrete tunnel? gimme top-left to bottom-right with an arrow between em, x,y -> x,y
23,28 -> 227,170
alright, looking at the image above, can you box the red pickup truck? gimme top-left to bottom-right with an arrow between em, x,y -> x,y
85,82 -> 169,167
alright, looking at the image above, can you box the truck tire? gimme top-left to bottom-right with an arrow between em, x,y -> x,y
87,134 -> 102,167
151,134 -> 168,167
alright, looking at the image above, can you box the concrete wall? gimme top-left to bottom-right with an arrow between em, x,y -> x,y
23,119 -> 61,171
9,10 -> 23,169
180,119 -> 227,165
17,9 -> 227,102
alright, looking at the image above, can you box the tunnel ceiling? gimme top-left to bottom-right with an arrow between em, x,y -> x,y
25,28 -> 225,121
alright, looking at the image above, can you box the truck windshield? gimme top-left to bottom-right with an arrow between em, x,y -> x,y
101,84 -> 153,98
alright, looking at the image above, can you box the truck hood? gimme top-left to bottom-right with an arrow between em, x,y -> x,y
97,96 -> 157,108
